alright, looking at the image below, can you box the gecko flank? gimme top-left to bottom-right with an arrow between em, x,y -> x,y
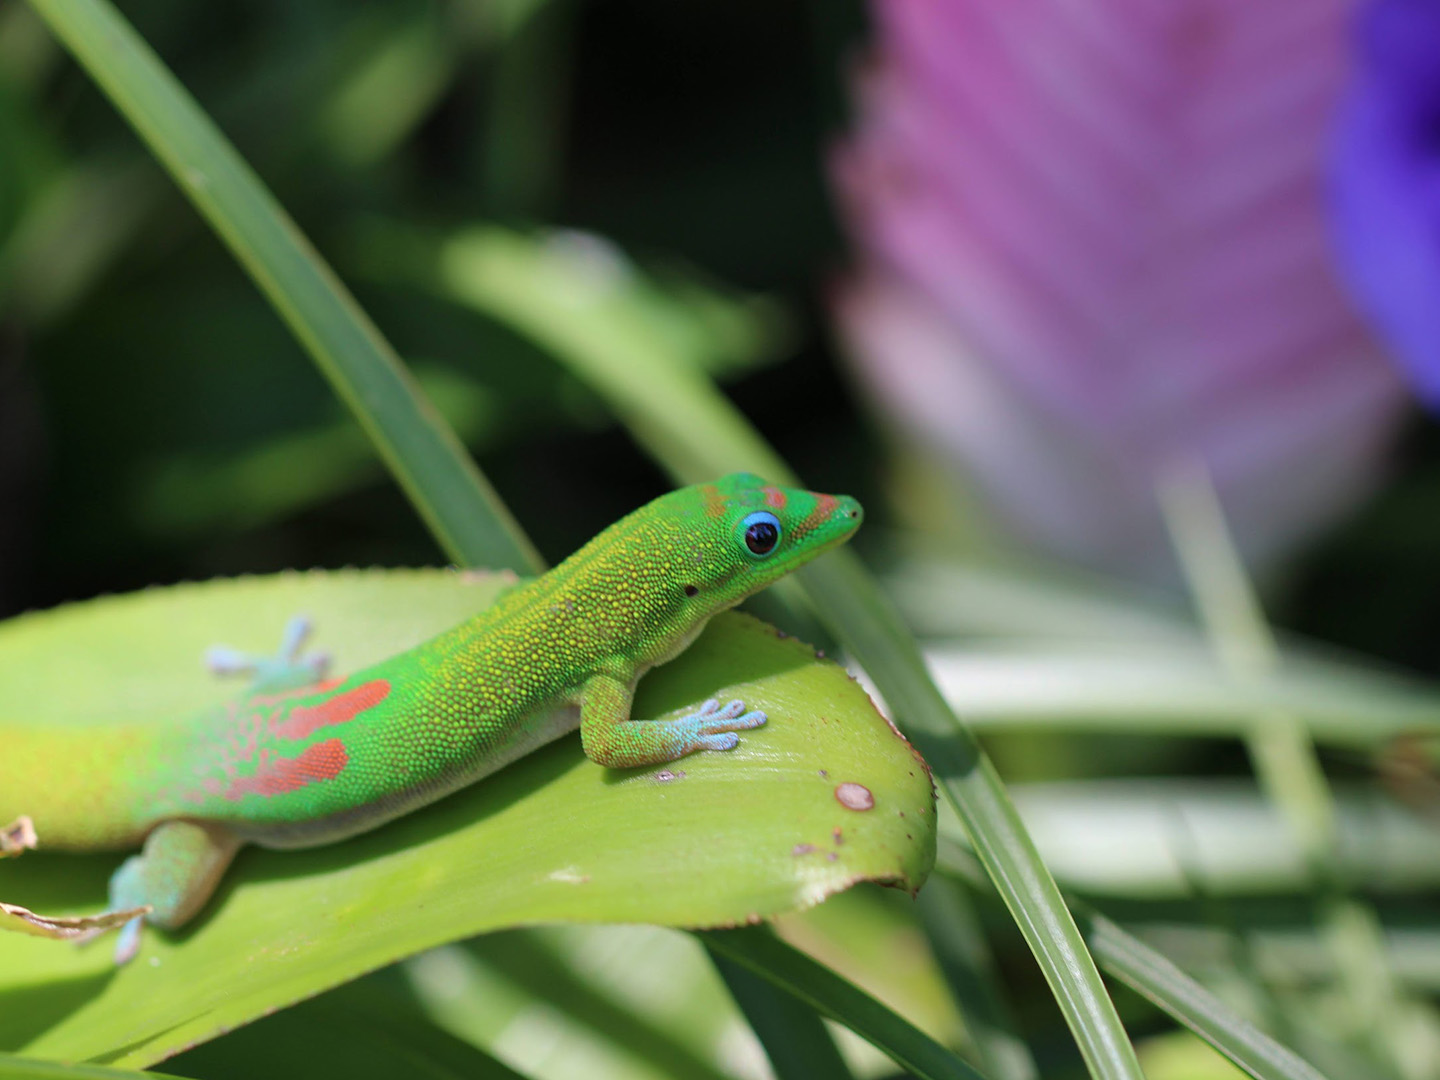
0,473 -> 862,962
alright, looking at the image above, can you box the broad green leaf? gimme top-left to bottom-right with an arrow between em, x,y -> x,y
1,818 -> 35,857
433,928 -> 741,1080
169,977 -> 532,1080
1136,1031 -> 1250,1080
0,1055 -> 178,1080
0,570 -> 934,1067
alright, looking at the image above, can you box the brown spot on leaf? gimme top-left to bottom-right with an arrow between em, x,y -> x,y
834,782 -> 875,811
792,843 -> 817,856
0,816 -> 36,857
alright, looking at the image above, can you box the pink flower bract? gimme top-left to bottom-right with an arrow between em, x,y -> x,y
834,0 -> 1408,574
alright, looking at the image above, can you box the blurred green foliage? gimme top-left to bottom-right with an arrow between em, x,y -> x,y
8,2 -> 1440,1079
0,0 -> 869,612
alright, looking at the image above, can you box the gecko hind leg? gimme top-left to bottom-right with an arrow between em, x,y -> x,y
107,820 -> 241,964
206,614 -> 331,694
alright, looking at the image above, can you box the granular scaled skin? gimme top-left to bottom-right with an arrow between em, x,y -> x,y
0,473 -> 863,854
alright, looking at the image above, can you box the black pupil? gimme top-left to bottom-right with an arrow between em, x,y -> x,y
745,520 -> 779,555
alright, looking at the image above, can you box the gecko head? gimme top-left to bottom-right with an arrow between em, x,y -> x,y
673,472 -> 863,609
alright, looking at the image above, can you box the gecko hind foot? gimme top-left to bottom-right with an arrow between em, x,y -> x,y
112,915 -> 143,966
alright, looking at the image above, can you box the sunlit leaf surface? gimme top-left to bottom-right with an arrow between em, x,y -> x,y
0,570 -> 934,1067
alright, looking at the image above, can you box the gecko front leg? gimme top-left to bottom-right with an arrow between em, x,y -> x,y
577,675 -> 767,769
206,614 -> 331,694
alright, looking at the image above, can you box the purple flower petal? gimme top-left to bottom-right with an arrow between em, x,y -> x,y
1331,0 -> 1440,403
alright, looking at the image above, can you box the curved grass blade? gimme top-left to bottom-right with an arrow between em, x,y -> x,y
20,3 -> 1133,1072
919,647 -> 1440,747
1161,462 -> 1407,1075
23,0 -> 540,575
710,950 -> 855,1080
1080,911 -> 1330,1080
433,226 -> 1143,1080
918,876 -> 1038,1080
700,926 -> 987,1080
941,779 -> 1440,898
929,853 -> 1333,1079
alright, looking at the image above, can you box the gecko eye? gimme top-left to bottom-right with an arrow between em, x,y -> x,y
741,511 -> 781,557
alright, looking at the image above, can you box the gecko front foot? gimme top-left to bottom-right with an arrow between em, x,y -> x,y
205,614 -> 331,694
578,678 -> 771,768
686,698 -> 768,751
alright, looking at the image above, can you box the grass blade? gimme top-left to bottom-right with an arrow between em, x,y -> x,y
918,876 -> 1039,1080
709,948 -> 856,1080
24,0 -> 540,574
700,927 -> 986,1080
1081,911 -> 1330,1080
1159,462 -> 1410,1073
433,227 -> 1144,1080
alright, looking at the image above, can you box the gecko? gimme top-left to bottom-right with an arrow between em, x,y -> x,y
0,473 -> 862,962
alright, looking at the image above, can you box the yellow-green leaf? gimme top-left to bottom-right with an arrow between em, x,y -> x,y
0,570 -> 934,1068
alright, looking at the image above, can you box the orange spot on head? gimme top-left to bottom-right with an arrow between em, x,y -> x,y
762,486 -> 788,510
272,679 -> 391,740
796,493 -> 838,537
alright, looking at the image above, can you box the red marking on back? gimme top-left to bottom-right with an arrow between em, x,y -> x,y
250,679 -> 341,708
762,486 -> 788,510
796,493 -> 838,537
221,739 -> 349,799
272,679 -> 391,740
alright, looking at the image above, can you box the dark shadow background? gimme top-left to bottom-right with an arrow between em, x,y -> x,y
0,0 -> 873,613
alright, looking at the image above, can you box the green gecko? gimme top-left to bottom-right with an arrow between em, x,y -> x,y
0,474 -> 861,962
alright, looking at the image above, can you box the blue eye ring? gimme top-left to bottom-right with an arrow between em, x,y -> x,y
741,511 -> 782,558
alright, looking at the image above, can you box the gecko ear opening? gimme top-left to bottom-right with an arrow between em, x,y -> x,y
683,584 -> 699,597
